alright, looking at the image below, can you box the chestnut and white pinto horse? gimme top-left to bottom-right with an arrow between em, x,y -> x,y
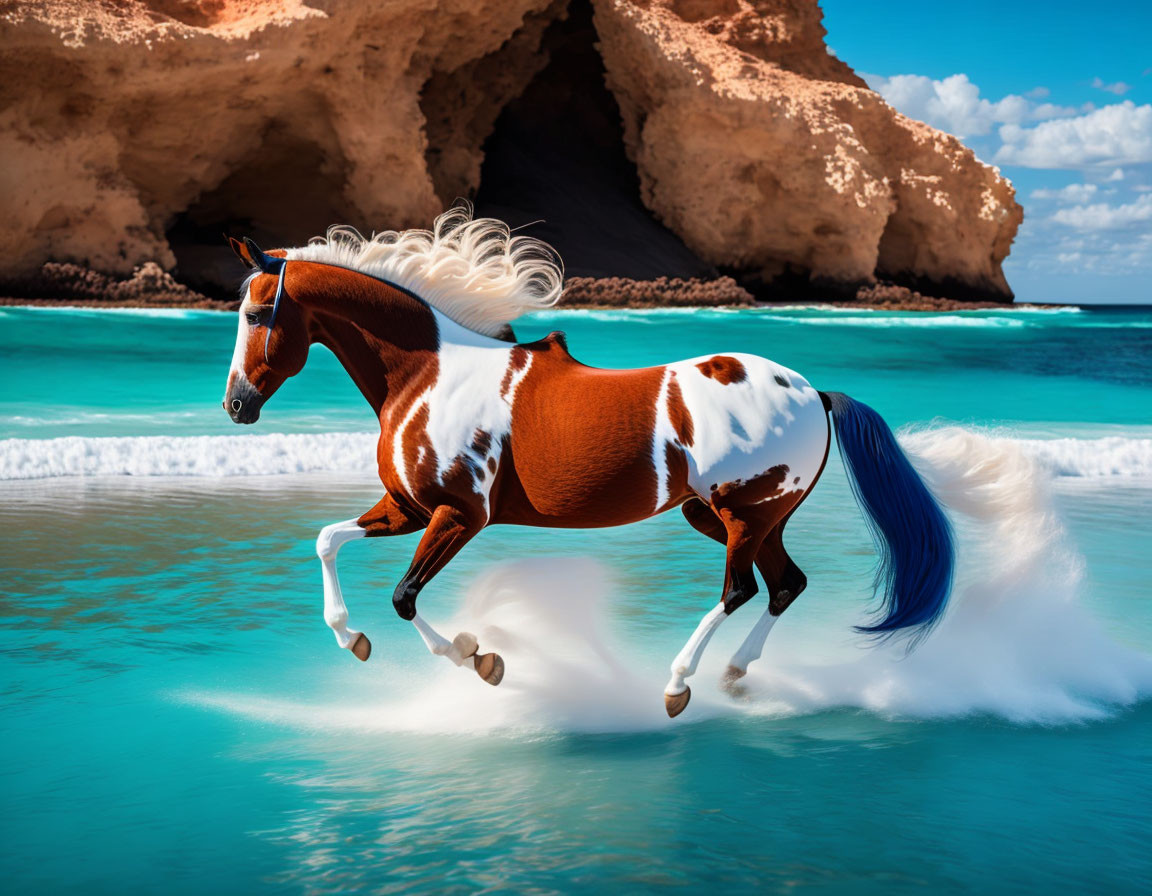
223,207 -> 954,717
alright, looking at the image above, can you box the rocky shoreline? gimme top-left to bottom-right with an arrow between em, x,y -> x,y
1,264 -> 1044,313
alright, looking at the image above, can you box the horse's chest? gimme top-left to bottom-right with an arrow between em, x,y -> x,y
381,345 -> 525,517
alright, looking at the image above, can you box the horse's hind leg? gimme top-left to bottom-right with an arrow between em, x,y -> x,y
664,507 -> 769,718
316,493 -> 423,661
723,524 -> 808,688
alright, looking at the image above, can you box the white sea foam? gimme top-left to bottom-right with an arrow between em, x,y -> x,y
3,429 -> 1150,480
0,431 -> 377,479
789,313 -> 1028,327
181,427 -> 1151,732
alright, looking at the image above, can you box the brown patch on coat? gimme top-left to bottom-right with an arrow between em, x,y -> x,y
696,355 -> 746,384
661,441 -> 690,512
500,346 -> 530,399
490,354 -> 677,527
710,464 -> 791,509
665,373 -> 694,447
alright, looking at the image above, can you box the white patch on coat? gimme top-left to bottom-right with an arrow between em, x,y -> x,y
392,387 -> 432,496
404,313 -> 530,519
650,368 -> 677,512
667,353 -> 828,500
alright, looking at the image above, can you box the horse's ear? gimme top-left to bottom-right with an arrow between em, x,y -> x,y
227,235 -> 257,268
242,237 -> 285,275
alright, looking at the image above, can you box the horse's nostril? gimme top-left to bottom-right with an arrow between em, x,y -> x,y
231,399 -> 243,413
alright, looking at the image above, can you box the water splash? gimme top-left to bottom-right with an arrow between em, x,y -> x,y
184,427 -> 1152,732
742,427 -> 1152,722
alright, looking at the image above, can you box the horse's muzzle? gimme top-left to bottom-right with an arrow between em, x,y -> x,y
224,372 -> 264,424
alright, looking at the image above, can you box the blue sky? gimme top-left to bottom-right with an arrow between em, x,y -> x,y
821,0 -> 1151,303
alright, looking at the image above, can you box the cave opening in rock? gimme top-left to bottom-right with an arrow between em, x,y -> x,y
166,125 -> 350,298
473,0 -> 714,282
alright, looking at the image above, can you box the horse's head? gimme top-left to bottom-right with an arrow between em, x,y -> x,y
223,237 -> 310,424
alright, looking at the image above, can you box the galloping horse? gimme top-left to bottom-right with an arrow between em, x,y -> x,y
222,206 -> 954,717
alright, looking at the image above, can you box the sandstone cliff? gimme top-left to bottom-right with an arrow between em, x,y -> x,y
0,0 -> 1022,303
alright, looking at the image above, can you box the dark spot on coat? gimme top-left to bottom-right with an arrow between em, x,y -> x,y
471,428 -> 492,456
774,374 -> 790,388
710,464 -> 790,509
696,355 -> 747,385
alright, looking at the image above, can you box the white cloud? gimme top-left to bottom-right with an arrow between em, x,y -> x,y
865,73 -> 1078,138
996,101 -> 1152,168
1026,86 -> 1050,99
1031,183 -> 1098,203
1092,77 -> 1131,96
1106,168 -> 1125,181
1051,193 -> 1152,230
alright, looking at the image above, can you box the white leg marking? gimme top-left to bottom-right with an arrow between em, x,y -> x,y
316,519 -> 366,649
728,606 -> 780,675
411,613 -> 475,668
664,603 -> 729,696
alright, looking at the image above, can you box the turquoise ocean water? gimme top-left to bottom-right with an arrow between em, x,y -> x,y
1,304 -> 1150,893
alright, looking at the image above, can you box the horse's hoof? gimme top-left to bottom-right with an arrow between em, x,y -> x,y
475,652 -> 504,686
350,633 -> 372,662
664,687 -> 691,718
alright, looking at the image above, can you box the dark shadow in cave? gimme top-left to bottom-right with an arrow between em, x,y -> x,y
474,0 -> 714,281
166,127 -> 350,298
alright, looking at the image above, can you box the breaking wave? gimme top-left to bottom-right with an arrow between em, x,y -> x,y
2,430 -> 1150,480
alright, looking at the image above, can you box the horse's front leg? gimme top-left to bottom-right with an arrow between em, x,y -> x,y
393,504 -> 504,685
316,493 -> 424,661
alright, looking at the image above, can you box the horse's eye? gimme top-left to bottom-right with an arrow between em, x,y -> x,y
245,311 -> 262,327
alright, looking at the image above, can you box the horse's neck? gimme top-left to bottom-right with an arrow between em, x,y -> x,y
299,273 -> 508,419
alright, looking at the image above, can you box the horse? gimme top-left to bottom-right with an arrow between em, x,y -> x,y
222,205 -> 954,718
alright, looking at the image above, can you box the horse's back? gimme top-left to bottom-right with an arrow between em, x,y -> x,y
499,343 -> 828,526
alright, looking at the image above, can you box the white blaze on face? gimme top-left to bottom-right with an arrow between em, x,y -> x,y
231,289 -> 254,371
225,288 -> 257,402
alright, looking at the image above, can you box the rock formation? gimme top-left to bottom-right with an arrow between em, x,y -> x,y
0,0 -> 1022,303
593,0 -> 1022,301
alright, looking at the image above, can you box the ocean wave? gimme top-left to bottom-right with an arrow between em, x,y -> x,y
784,314 -> 1028,327
0,431 -> 377,479
2,429 -> 1150,481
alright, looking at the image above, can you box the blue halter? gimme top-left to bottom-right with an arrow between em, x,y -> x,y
242,238 -> 288,363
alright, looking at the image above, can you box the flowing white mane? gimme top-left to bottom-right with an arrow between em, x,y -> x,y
286,203 -> 564,337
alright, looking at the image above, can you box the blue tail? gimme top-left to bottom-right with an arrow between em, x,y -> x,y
823,392 -> 954,642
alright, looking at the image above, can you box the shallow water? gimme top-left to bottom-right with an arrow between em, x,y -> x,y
1,305 -> 1150,893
